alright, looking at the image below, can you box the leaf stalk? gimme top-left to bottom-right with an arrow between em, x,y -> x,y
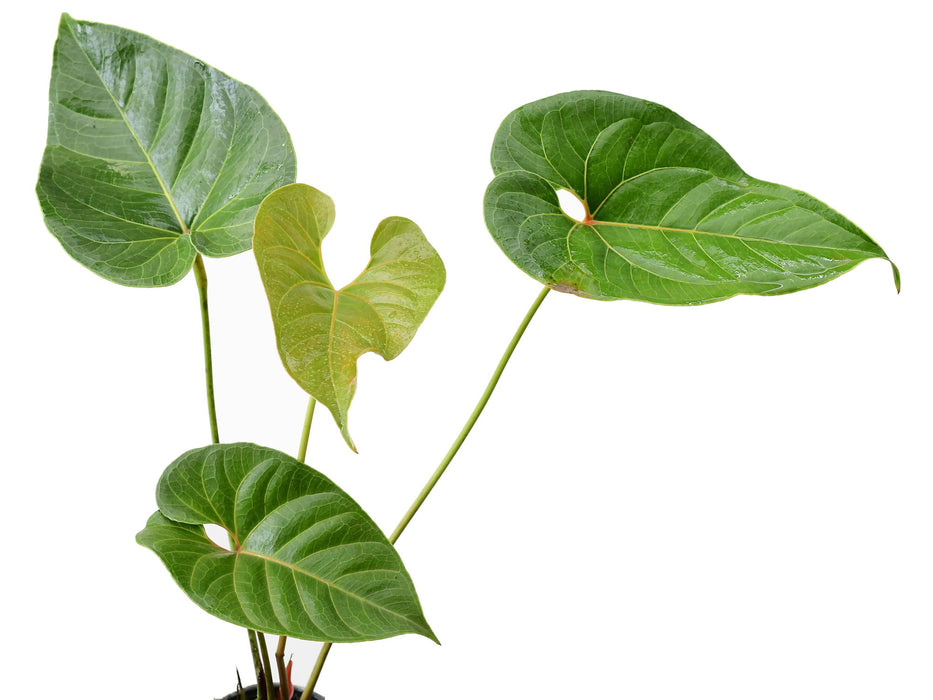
299,642 -> 332,700
275,636 -> 289,700
257,632 -> 276,700
297,398 -> 316,463
197,255 -> 278,696
273,395 -> 318,698
301,285 -> 550,697
248,630 -> 266,700
193,254 -> 220,444
389,285 -> 550,544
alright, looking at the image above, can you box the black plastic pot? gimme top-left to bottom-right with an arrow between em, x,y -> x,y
220,685 -> 323,700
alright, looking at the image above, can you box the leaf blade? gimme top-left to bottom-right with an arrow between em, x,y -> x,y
136,443 -> 437,643
254,184 -> 446,449
36,13 -> 296,286
484,91 -> 898,303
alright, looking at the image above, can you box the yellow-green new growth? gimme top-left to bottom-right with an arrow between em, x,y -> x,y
253,183 -> 446,450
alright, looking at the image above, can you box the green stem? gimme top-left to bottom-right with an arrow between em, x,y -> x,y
248,630 -> 267,700
299,643 -> 332,700
193,254 -> 220,444
196,256 -> 274,694
258,632 -> 276,700
275,635 -> 289,700
297,398 -> 316,463
300,286 -> 550,699
389,285 -> 549,544
276,397 -> 317,699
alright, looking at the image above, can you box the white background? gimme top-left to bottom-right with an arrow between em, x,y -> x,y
3,1 -> 931,699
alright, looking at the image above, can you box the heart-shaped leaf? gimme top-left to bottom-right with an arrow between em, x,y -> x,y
136,442 -> 437,643
253,183 -> 445,451
36,14 -> 296,287
484,91 -> 899,304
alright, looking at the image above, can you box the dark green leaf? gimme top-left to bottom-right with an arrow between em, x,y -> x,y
136,443 -> 437,643
36,14 -> 296,286
484,91 -> 899,304
253,184 -> 445,451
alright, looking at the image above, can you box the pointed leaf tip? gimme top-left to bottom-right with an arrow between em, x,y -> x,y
342,425 -> 359,454
254,184 -> 445,450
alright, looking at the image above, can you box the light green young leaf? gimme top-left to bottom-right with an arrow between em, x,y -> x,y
484,91 -> 899,304
253,183 -> 446,451
36,13 -> 296,287
136,443 -> 437,643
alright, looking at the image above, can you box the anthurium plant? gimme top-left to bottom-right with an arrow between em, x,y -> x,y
37,13 -> 898,700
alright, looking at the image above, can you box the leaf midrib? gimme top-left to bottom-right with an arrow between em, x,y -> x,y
583,218 -> 862,253
517,210 -> 856,288
515,204 -> 866,255
52,167 -> 185,240
236,547 -> 428,634
65,17 -> 189,236
268,242 -> 402,390
533,111 -> 819,246
530,116 -> 868,254
169,461 -> 427,634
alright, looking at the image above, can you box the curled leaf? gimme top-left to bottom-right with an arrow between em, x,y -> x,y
254,183 -> 445,450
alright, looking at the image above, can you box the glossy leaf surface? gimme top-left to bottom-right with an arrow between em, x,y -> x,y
136,443 -> 437,643
36,14 -> 296,286
254,184 -> 445,450
484,91 -> 898,303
